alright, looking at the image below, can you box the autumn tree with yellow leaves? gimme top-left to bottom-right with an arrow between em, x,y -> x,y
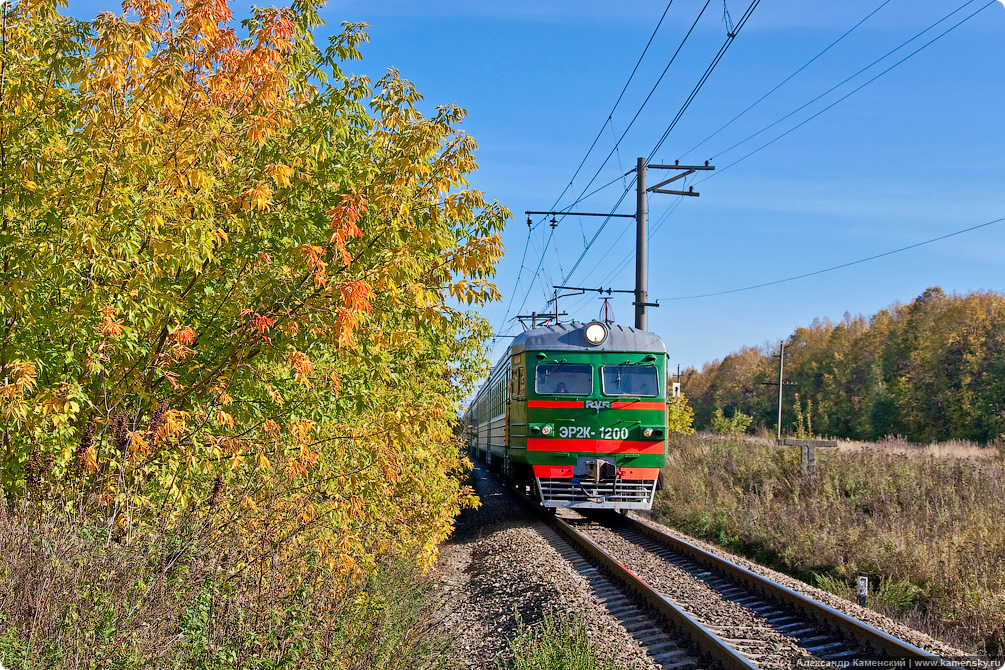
0,0 -> 506,588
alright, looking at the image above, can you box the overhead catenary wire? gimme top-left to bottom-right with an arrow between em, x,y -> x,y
495,225 -> 535,339
663,215 -> 1005,301
697,0 -> 990,177
624,0 -> 997,310
605,0 -> 995,318
648,0 -> 763,160
505,189 -> 635,336
502,1 -> 684,335
552,0 -> 762,308
558,0 -> 715,214
582,0 -> 996,323
499,1 -> 677,329
557,181 -> 637,293
510,0 -> 754,330
501,176 -> 638,337
546,0 -> 678,216
577,194 -> 686,304
517,0 -> 997,337
574,173 -> 629,211
563,196 -> 686,317
681,0 -> 894,160
508,223 -> 559,332
603,195 -> 686,287
563,0 -> 975,322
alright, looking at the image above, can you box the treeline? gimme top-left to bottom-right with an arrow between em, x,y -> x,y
684,288 -> 1005,443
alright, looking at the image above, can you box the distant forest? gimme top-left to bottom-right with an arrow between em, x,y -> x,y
683,288 -> 1005,443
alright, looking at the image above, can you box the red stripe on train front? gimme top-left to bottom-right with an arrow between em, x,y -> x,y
619,467 -> 661,480
527,438 -> 664,454
611,401 -> 665,410
528,400 -> 585,408
532,465 -> 574,478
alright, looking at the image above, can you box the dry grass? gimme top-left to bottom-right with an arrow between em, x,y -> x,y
654,432 -> 1005,654
749,428 -> 1004,461
0,494 -> 453,670
835,435 -> 1002,461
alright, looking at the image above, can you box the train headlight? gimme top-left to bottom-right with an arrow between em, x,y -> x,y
583,321 -> 608,345
531,423 -> 555,436
642,427 -> 654,438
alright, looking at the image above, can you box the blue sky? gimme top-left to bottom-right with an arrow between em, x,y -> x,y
75,0 -> 1005,371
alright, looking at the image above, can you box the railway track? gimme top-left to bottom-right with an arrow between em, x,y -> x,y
515,489 -> 964,670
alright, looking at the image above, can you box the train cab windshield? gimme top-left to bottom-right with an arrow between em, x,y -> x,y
601,365 -> 659,397
535,363 -> 592,395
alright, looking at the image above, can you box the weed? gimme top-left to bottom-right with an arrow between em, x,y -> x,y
500,609 -> 613,670
874,577 -> 922,617
813,572 -> 852,600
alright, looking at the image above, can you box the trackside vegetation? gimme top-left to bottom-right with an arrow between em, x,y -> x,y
0,0 -> 506,666
500,610 -> 614,670
654,433 -> 1005,653
0,496 -> 454,669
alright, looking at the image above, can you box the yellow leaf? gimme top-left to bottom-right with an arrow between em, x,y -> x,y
257,452 -> 271,471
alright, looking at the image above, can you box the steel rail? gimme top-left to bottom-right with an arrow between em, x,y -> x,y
512,487 -> 757,670
626,516 -> 967,669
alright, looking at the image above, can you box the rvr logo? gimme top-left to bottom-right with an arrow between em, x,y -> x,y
585,400 -> 612,411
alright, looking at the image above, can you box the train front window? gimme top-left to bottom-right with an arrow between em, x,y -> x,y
535,364 -> 592,396
601,365 -> 659,397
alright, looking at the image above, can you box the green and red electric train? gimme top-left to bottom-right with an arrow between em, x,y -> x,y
463,321 -> 668,510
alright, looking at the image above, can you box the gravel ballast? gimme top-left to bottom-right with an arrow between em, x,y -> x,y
633,511 -> 970,660
433,467 -> 662,669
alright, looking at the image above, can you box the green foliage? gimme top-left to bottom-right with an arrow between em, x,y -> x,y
711,407 -> 752,436
813,573 -> 920,618
792,393 -> 814,438
874,577 -> 922,617
0,0 -> 506,575
813,572 -> 852,599
684,289 -> 1005,444
500,610 -> 612,670
0,1 -> 507,664
666,392 -> 696,435
0,628 -> 30,670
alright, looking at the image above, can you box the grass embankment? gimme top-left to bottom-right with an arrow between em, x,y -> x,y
0,498 -> 450,670
653,433 -> 1005,653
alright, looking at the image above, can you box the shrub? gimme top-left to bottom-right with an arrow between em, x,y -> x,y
711,408 -> 752,436
500,609 -> 613,670
667,393 -> 696,435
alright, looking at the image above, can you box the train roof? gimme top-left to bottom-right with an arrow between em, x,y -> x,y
508,322 -> 667,355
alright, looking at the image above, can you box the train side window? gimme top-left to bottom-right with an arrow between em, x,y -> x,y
514,366 -> 526,398
601,365 -> 659,397
535,363 -> 592,396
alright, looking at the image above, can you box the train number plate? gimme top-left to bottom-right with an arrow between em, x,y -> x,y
598,426 -> 629,440
558,425 -> 594,439
557,425 -> 631,440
